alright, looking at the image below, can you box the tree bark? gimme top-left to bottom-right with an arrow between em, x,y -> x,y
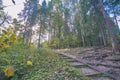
81,30 -> 85,47
99,24 -> 107,46
38,26 -> 41,48
98,0 -> 119,53
38,15 -> 41,48
58,26 -> 61,49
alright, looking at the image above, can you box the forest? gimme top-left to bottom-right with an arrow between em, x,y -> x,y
0,0 -> 120,80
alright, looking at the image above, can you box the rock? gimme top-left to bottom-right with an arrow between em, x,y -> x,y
96,66 -> 110,72
79,68 -> 101,76
69,62 -> 85,66
100,61 -> 120,68
105,56 -> 120,61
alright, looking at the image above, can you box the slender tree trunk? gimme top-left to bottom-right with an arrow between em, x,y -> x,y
38,26 -> 41,48
23,30 -> 26,44
58,27 -> 61,49
48,25 -> 51,45
98,0 -> 119,53
28,29 -> 32,47
53,27 -> 56,37
81,34 -> 85,47
81,29 -> 85,47
38,15 -> 41,48
23,25 -> 27,44
48,16 -> 52,45
99,25 -> 107,46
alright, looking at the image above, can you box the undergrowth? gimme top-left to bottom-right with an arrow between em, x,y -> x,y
0,48 -> 90,80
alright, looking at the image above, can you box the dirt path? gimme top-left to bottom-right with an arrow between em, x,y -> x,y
56,48 -> 120,80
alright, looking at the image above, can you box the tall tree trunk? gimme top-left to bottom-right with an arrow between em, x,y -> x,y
28,29 -> 32,47
48,24 -> 51,45
38,26 -> 41,48
81,31 -> 85,47
98,0 -> 119,53
23,29 -> 26,44
38,15 -> 41,48
99,24 -> 107,46
58,27 -> 61,49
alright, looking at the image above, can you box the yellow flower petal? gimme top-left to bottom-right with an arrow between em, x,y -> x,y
27,61 -> 32,66
4,66 -> 15,77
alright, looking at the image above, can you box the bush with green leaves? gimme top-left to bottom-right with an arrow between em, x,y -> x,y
0,26 -> 18,51
0,26 -> 90,80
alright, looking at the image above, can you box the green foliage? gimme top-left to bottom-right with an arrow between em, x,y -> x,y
117,34 -> 120,44
0,7 -> 3,10
49,37 -> 60,49
0,48 -> 90,80
0,17 -> 88,79
47,34 -> 79,49
41,41 -> 49,48
53,12 -> 64,28
0,26 -> 21,51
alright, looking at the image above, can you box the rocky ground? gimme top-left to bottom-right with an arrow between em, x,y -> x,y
56,47 -> 120,80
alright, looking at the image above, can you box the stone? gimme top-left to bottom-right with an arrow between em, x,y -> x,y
79,68 -> 100,76
105,56 -> 120,61
69,62 -> 85,66
96,66 -> 110,73
100,61 -> 120,68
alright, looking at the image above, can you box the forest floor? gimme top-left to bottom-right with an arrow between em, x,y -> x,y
56,47 -> 120,80
0,48 -> 90,80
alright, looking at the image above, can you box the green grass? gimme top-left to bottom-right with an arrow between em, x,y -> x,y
0,48 -> 90,80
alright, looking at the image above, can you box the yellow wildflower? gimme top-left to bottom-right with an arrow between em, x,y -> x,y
27,61 -> 33,66
4,66 -> 15,77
